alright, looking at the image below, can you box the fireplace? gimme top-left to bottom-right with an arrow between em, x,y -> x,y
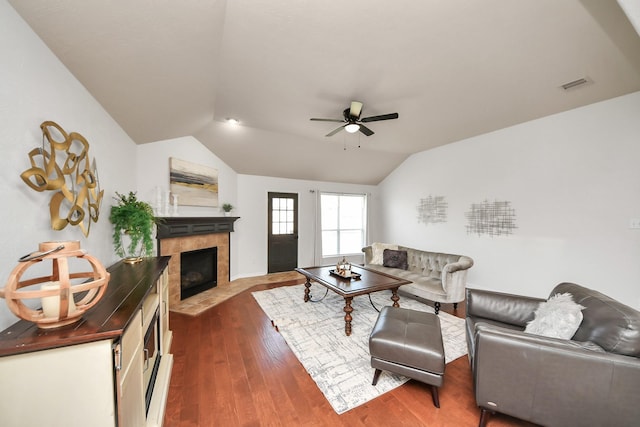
180,247 -> 217,300
156,216 -> 239,309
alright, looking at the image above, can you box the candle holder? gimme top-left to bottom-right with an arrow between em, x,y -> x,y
0,241 -> 110,329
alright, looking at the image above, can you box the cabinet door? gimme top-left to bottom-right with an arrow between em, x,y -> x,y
0,340 -> 115,427
119,348 -> 145,427
159,268 -> 171,352
115,310 -> 145,427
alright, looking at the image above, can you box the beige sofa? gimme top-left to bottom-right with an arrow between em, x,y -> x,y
362,244 -> 474,314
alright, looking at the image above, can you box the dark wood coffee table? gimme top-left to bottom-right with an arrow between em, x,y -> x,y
294,265 -> 412,336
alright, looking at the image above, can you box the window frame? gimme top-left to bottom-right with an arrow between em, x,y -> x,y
319,191 -> 368,258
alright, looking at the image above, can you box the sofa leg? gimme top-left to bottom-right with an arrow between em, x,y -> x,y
478,408 -> 492,427
431,385 -> 440,408
453,302 -> 458,310
434,302 -> 441,315
372,368 -> 382,386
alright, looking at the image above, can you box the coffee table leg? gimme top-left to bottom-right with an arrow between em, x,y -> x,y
344,296 -> 354,336
304,278 -> 311,302
391,287 -> 400,308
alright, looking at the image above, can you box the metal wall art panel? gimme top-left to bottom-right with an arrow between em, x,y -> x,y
417,195 -> 448,225
20,121 -> 103,236
465,199 -> 517,236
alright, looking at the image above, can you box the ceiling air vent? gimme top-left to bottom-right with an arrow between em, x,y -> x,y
560,77 -> 591,91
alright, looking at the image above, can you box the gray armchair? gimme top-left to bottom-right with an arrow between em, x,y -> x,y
465,283 -> 640,427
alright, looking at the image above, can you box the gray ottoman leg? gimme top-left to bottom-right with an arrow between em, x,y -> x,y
372,368 -> 382,386
431,385 -> 440,408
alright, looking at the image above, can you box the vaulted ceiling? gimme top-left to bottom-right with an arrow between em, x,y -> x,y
9,0 -> 640,184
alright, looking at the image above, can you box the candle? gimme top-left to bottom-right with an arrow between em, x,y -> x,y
172,194 -> 179,216
41,281 -> 76,318
155,186 -> 162,214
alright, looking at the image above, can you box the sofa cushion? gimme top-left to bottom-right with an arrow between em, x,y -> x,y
383,249 -> 408,269
525,293 -> 584,339
370,242 -> 398,265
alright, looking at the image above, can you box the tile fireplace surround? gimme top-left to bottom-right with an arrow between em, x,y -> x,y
156,217 -> 238,311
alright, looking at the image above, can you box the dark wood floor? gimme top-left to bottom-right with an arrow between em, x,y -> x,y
163,282 -> 534,426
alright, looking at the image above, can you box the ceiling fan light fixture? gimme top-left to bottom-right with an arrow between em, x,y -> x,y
345,123 -> 360,133
225,118 -> 240,126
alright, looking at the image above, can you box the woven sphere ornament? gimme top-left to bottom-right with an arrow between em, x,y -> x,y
0,241 -> 110,329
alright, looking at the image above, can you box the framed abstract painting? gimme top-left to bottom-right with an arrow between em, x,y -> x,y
169,157 -> 219,207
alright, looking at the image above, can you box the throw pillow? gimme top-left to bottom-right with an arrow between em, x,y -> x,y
370,242 -> 398,265
383,249 -> 408,270
524,293 -> 584,339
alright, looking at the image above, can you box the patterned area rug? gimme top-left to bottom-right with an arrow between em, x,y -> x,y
252,283 -> 468,414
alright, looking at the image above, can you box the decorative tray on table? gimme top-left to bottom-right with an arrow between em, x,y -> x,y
329,269 -> 361,280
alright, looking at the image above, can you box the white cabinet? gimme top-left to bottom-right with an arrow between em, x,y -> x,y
0,340 -> 116,427
0,258 -> 172,427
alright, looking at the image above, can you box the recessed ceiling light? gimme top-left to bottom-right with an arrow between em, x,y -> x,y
225,118 -> 240,125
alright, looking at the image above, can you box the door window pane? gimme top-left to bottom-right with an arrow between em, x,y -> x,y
272,196 -> 295,235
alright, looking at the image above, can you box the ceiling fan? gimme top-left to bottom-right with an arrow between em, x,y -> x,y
310,101 -> 399,137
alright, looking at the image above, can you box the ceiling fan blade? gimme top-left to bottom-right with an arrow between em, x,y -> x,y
361,112 -> 399,122
326,125 -> 345,137
349,101 -> 363,119
359,124 -> 374,136
310,118 -> 344,122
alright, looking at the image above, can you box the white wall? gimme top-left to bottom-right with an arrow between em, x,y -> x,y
236,175 -> 379,278
136,136 -> 240,274
378,91 -> 640,308
0,2 -> 138,330
135,139 -> 380,280
135,136 -> 238,216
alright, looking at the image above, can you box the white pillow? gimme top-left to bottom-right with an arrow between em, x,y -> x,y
524,293 -> 584,339
370,242 -> 398,265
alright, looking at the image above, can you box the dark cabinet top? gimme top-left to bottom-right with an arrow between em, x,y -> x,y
0,257 -> 170,357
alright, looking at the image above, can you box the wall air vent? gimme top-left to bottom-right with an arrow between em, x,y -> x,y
560,77 -> 591,91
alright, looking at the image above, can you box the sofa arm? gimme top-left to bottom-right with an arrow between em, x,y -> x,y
466,288 -> 544,327
473,326 -> 640,426
442,255 -> 474,274
361,246 -> 373,265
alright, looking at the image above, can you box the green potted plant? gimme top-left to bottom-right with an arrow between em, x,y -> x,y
109,191 -> 157,263
222,203 -> 234,216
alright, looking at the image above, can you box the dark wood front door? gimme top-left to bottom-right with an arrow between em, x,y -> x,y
267,192 -> 298,273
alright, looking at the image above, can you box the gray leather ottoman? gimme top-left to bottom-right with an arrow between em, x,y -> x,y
369,306 -> 445,407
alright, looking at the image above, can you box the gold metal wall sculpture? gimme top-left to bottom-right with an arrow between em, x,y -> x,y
20,121 -> 103,236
